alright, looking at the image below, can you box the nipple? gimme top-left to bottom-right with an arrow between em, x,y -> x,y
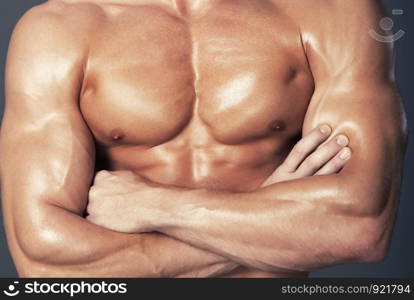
110,129 -> 125,141
269,120 -> 286,132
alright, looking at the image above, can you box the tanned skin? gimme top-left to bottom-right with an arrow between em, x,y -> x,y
0,0 -> 407,277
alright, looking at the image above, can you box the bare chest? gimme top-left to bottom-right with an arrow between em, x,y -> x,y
80,1 -> 314,147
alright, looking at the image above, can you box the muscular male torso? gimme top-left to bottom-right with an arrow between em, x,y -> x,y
68,0 -> 312,277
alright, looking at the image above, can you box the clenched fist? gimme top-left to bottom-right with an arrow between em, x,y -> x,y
86,170 -> 163,233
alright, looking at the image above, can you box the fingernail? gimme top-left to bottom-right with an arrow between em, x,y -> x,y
339,148 -> 351,160
319,125 -> 331,135
336,135 -> 348,146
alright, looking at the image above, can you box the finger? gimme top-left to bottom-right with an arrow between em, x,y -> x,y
88,185 -> 98,200
281,124 -> 332,172
315,147 -> 352,175
295,134 -> 349,176
94,170 -> 112,184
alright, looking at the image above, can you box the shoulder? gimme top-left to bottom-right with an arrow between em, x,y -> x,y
293,0 -> 387,42
276,0 -> 386,37
19,0 -> 106,23
282,0 -> 392,82
10,1 -> 105,53
5,1 -> 108,95
278,0 -> 385,22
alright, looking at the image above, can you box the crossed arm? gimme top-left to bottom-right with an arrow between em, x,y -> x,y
1,2 -> 407,277
1,5 -> 335,278
86,65 -> 407,273
85,1 -> 407,273
96,79 -> 405,273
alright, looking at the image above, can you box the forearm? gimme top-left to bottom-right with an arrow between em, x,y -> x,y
14,204 -> 237,278
155,173 -> 392,272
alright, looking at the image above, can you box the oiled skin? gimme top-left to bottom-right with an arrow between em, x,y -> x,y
0,0 -> 407,277
82,0 -> 313,192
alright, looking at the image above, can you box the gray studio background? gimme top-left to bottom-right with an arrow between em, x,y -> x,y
1,0 -> 413,277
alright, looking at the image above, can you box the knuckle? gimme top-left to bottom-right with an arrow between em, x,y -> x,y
95,170 -> 109,181
89,185 -> 98,193
328,139 -> 342,149
330,158 -> 343,169
88,188 -> 96,198
310,129 -> 324,140
98,170 -> 113,178
306,155 -> 320,167
308,127 -> 321,137
328,158 -> 343,173
98,170 -> 110,176
89,187 -> 99,200
86,202 -> 94,214
322,139 -> 344,154
292,145 -> 305,157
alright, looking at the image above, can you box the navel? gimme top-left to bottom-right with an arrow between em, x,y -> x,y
110,128 -> 125,141
269,120 -> 286,132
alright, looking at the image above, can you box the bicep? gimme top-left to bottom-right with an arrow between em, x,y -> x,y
299,2 -> 407,215
0,110 -> 95,265
304,81 -> 406,171
1,106 -> 95,215
1,5 -> 94,212
302,83 -> 406,216
0,7 -> 95,260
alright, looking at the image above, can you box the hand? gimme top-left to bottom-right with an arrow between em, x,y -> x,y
262,125 -> 351,186
86,170 -> 160,233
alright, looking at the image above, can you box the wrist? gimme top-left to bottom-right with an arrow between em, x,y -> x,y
147,186 -> 185,232
155,185 -> 208,234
